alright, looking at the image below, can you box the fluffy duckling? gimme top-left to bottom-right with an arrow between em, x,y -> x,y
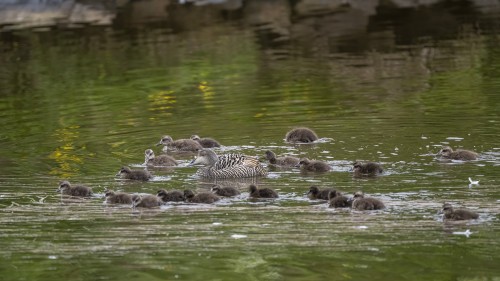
328,190 -> 351,208
285,127 -> 318,143
351,191 -> 385,210
57,181 -> 93,197
438,146 -> 478,161
248,184 -> 278,199
116,166 -> 152,181
297,158 -> 331,172
184,189 -> 220,204
211,185 -> 241,197
132,194 -> 162,208
265,150 -> 300,167
144,149 -> 177,166
352,161 -> 383,176
307,186 -> 335,200
156,189 -> 185,202
156,135 -> 202,152
191,135 -> 221,148
105,190 -> 133,204
442,203 -> 479,220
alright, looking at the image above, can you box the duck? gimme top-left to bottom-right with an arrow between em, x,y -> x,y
297,158 -> 331,172
352,161 -> 383,176
116,166 -> 152,181
156,135 -> 202,152
184,189 -> 220,203
307,186 -> 334,200
265,150 -> 300,167
211,185 -> 241,197
131,194 -> 162,208
328,190 -> 351,208
351,191 -> 385,210
248,184 -> 278,198
156,189 -> 185,202
143,149 -> 177,166
190,148 -> 268,178
442,203 -> 479,220
438,146 -> 478,161
285,127 -> 318,143
190,135 -> 221,148
57,181 -> 93,197
104,190 -> 133,204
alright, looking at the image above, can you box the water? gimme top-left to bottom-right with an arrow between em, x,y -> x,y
1,1 -> 500,280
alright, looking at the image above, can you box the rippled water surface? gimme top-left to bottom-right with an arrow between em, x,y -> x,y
1,1 -> 500,280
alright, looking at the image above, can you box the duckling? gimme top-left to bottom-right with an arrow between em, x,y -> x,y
57,181 -> 93,197
105,190 -> 133,204
265,150 -> 300,167
351,191 -> 385,210
328,190 -> 351,208
442,203 -> 479,220
156,135 -> 202,152
297,158 -> 331,172
184,189 -> 220,204
438,146 -> 478,161
285,127 -> 318,143
157,189 -> 185,202
131,194 -> 162,208
352,161 -> 383,176
307,186 -> 334,200
116,166 -> 152,181
191,135 -> 221,148
211,185 -> 241,197
143,149 -> 177,166
248,184 -> 278,198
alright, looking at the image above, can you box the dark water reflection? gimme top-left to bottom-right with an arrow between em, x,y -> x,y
1,1 -> 500,280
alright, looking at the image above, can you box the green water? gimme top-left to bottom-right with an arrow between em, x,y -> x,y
1,2 -> 500,281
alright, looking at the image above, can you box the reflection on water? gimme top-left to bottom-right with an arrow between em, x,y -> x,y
1,1 -> 500,281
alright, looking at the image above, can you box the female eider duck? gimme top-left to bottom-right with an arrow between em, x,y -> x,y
144,149 -> 177,167
184,189 -> 220,204
328,190 -> 351,208
307,186 -> 335,200
116,166 -> 152,181
190,148 -> 267,179
352,161 -> 383,177
156,135 -> 202,152
442,203 -> 479,220
248,184 -> 278,199
265,150 -> 300,167
297,158 -> 331,172
438,146 -> 478,161
191,135 -> 221,148
285,127 -> 318,143
211,185 -> 241,197
351,191 -> 385,211
157,189 -> 185,202
57,181 -> 93,197
131,194 -> 162,208
105,190 -> 133,204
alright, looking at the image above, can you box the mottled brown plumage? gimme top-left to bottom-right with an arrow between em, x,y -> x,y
157,189 -> 185,202
211,185 -> 241,197
265,150 -> 300,167
352,161 -> 383,177
248,184 -> 278,198
57,181 -> 93,197
285,127 -> 319,143
131,194 -> 162,208
351,191 -> 385,210
144,149 -> 177,166
442,203 -> 479,220
438,146 -> 478,161
105,190 -> 133,204
184,189 -> 220,203
191,135 -> 221,148
116,166 -> 152,181
307,186 -> 334,200
156,135 -> 202,152
297,158 -> 331,172
328,190 -> 351,208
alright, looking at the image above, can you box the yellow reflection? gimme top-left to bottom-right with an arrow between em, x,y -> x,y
48,124 -> 83,178
148,90 -> 177,115
198,81 -> 215,109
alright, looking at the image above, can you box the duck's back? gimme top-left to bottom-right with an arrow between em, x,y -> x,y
452,150 -> 478,160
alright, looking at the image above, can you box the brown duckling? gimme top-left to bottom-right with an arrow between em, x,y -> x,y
184,189 -> 220,204
328,190 -> 351,208
307,186 -> 335,200
442,203 -> 479,220
211,185 -> 241,197
105,190 -> 133,204
248,184 -> 278,198
297,158 -> 331,172
157,189 -> 185,202
57,181 -> 93,197
438,146 -> 478,161
265,150 -> 300,167
116,166 -> 152,181
352,161 -> 383,176
144,149 -> 177,166
131,194 -> 162,208
156,135 -> 202,152
191,135 -> 221,148
285,127 -> 318,143
351,191 -> 385,210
